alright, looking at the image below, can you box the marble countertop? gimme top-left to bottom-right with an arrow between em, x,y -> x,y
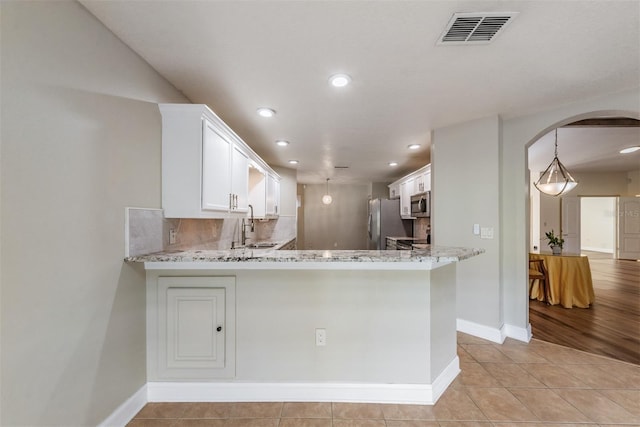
125,245 -> 484,265
385,236 -> 429,241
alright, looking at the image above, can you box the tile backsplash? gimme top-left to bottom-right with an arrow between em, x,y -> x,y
413,217 -> 431,240
126,208 -> 297,256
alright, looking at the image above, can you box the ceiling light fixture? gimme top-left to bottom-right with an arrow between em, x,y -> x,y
408,144 -> 421,150
620,146 -> 640,154
257,107 -> 276,118
288,160 -> 299,165
322,178 -> 333,205
276,140 -> 289,147
388,162 -> 398,167
534,128 -> 578,197
329,74 -> 351,88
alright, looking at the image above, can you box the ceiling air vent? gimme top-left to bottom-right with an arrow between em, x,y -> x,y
437,12 -> 518,45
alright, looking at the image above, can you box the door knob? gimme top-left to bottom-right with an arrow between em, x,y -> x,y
216,326 -> 222,332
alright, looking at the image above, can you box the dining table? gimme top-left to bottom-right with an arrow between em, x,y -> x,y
529,252 -> 595,308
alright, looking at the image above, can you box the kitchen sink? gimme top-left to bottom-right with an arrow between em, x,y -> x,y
245,242 -> 278,249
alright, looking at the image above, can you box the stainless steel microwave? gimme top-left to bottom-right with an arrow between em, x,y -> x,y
410,192 -> 430,217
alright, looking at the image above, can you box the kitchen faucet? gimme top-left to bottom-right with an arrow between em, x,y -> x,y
241,204 -> 255,246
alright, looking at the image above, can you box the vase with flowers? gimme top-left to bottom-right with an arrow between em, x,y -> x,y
545,229 -> 564,255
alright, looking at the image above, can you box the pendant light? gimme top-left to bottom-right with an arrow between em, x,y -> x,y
322,178 -> 333,205
534,128 -> 578,197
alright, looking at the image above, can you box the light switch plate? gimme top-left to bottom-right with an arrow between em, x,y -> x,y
480,227 -> 494,239
473,223 -> 480,235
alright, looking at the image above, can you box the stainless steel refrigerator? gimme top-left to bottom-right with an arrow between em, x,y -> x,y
367,198 -> 413,249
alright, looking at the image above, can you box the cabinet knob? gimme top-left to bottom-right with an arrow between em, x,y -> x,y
216,326 -> 222,332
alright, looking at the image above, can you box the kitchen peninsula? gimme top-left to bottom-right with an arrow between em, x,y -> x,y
127,246 -> 483,405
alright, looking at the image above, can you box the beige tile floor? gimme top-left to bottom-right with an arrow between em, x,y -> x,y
128,333 -> 640,427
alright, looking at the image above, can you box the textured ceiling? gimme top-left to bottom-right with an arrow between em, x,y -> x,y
80,0 -> 640,183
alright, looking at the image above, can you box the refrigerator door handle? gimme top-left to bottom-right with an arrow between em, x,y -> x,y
367,214 -> 372,239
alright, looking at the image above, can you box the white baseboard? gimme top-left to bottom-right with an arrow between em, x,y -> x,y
581,247 -> 613,253
502,323 -> 532,343
97,384 -> 147,427
430,356 -> 460,401
456,318 -> 504,343
456,318 -> 531,343
146,358 -> 460,405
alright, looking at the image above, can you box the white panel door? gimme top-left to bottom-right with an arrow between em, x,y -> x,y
561,196 -> 581,254
231,145 -> 249,213
400,178 -> 414,218
266,173 -> 279,216
617,197 -> 640,260
202,119 -> 231,211
166,287 -> 225,369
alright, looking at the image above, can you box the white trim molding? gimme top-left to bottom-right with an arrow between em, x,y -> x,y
97,384 -> 147,427
502,323 -> 532,343
146,357 -> 459,406
456,318 -> 531,343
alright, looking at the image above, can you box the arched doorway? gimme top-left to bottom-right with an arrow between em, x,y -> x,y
524,113 -> 640,364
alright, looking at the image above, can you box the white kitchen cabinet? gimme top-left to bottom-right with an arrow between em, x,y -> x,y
413,169 -> 431,194
160,104 -> 253,218
400,178 -> 415,218
422,169 -> 431,192
266,173 -> 280,217
202,118 -> 231,212
151,276 -> 236,380
414,174 -> 425,194
231,145 -> 249,213
248,165 -> 281,219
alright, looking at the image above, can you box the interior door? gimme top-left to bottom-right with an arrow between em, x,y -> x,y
617,197 -> 640,260
561,196 -> 581,254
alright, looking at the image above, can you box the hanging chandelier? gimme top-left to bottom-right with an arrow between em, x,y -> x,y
534,128 -> 578,197
322,178 -> 333,205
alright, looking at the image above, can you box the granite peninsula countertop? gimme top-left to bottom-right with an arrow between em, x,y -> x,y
125,246 -> 484,268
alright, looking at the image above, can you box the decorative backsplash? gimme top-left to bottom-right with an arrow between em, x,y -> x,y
413,217 -> 431,240
126,207 -> 296,256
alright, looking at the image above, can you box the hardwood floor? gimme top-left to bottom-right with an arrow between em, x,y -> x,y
529,251 -> 640,365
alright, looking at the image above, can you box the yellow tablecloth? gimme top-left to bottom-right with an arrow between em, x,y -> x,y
529,253 -> 595,308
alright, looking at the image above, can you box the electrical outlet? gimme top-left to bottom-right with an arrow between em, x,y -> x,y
169,228 -> 177,244
315,328 -> 326,346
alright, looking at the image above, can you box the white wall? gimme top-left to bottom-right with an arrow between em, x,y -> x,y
1,2 -> 187,425
535,172 -> 630,251
302,183 -> 369,250
432,116 -> 502,329
572,171 -> 632,196
581,197 -> 616,253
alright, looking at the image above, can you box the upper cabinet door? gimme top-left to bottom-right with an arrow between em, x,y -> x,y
266,173 -> 280,217
400,179 -> 414,218
202,119 -> 232,212
423,170 -> 431,192
231,145 -> 249,213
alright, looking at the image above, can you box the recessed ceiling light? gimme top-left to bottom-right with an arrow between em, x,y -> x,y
388,162 -> 398,167
408,144 -> 421,150
276,140 -> 289,147
288,160 -> 299,165
257,107 -> 276,118
620,146 -> 640,154
329,74 -> 351,88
